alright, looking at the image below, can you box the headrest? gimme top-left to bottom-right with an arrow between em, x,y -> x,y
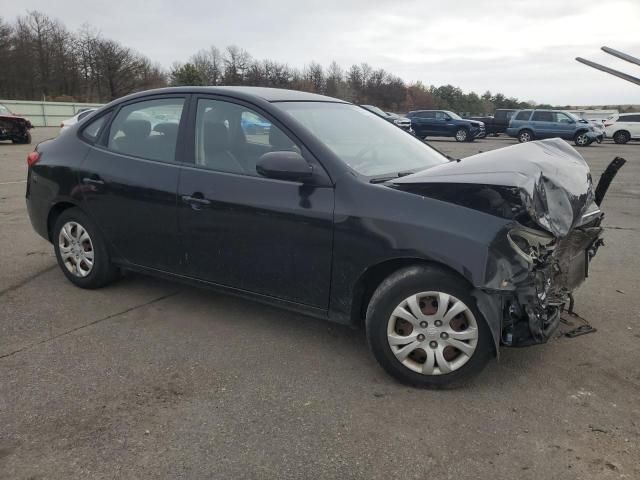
269,127 -> 295,150
204,121 -> 230,153
121,119 -> 151,139
153,122 -> 178,137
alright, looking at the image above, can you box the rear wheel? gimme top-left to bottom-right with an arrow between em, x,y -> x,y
53,208 -> 119,289
613,130 -> 630,144
365,265 -> 493,388
518,129 -> 533,143
454,128 -> 468,142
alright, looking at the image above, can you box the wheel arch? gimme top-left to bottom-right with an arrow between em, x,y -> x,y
47,200 -> 84,242
350,257 -> 475,328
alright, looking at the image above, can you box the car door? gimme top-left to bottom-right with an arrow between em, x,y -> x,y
177,96 -> 335,309
553,112 -> 576,139
79,95 -> 188,271
432,111 -> 450,136
530,111 -> 554,138
409,112 -> 429,137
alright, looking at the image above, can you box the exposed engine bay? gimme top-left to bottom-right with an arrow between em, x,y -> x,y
392,139 -> 625,348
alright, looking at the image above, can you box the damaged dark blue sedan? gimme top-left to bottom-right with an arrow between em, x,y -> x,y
25,87 -> 624,387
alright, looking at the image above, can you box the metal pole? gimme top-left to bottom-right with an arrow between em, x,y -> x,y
602,46 -> 640,67
575,57 -> 640,86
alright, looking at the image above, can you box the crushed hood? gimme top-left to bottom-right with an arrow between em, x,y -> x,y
393,138 -> 596,237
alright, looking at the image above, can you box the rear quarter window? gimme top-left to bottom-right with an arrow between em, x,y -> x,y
514,111 -> 532,121
80,113 -> 110,143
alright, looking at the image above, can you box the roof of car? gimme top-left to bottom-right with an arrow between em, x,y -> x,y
120,86 -> 346,104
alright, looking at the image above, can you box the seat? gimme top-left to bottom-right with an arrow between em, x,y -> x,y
113,119 -> 151,157
203,121 -> 245,174
148,122 -> 179,162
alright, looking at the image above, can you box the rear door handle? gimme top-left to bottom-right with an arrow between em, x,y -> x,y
82,177 -> 104,185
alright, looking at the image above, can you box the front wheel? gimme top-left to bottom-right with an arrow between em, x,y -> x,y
454,128 -> 468,142
53,208 -> 119,289
366,265 -> 493,388
574,132 -> 591,147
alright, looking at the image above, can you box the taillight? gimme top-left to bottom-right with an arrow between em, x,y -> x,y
604,123 -> 613,127
27,151 -> 40,166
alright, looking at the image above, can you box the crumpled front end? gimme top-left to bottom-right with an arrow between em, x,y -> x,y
392,139 -> 625,348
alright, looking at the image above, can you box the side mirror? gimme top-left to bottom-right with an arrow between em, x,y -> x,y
256,151 -> 313,181
443,116 -> 451,121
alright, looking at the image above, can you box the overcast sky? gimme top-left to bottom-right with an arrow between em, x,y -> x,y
4,0 -> 640,105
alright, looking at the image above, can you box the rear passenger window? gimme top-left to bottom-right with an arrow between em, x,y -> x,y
107,98 -> 184,162
514,111 -> 531,121
623,115 -> 640,122
531,111 -> 553,122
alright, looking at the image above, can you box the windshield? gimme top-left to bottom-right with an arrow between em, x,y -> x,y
445,111 -> 462,120
276,102 -> 447,177
0,104 -> 11,115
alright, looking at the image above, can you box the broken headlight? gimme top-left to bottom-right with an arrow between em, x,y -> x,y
507,226 -> 556,264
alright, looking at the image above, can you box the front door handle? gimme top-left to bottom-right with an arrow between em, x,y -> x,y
181,194 -> 211,209
82,177 -> 104,185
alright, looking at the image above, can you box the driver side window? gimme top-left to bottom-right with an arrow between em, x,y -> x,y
194,99 -> 301,176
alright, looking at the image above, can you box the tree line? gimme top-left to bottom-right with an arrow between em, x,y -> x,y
2,11 -> 545,114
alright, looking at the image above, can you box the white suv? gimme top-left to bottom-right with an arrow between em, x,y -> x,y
605,113 -> 640,144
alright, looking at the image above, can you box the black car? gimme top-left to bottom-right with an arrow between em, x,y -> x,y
469,109 -> 517,136
360,105 -> 413,133
25,87 -> 622,388
406,109 -> 485,142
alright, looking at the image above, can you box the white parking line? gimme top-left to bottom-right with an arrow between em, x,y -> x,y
0,180 -> 27,185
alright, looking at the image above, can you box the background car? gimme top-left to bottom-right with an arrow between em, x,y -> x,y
507,109 -> 601,146
60,108 -> 98,133
360,105 -> 413,133
469,109 -> 517,136
405,110 -> 484,142
0,103 -> 33,144
604,113 -> 640,144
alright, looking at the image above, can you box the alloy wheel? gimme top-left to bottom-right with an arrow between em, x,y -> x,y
519,131 -> 531,142
58,221 -> 95,277
576,133 -> 589,146
387,291 -> 478,375
455,129 -> 467,141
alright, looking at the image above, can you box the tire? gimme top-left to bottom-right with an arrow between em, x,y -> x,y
454,128 -> 468,142
365,265 -> 493,388
53,207 -> 119,289
518,129 -> 533,143
613,130 -> 630,144
574,131 -> 591,147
